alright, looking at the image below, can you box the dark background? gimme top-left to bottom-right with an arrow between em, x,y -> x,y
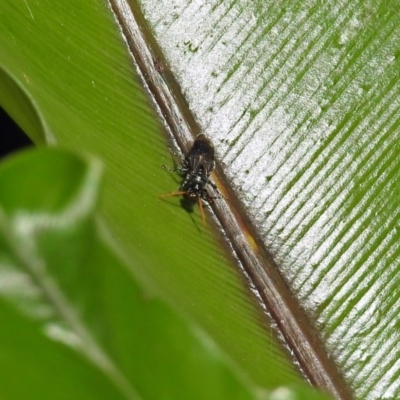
0,106 -> 33,158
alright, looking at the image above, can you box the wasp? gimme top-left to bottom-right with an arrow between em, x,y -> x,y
160,134 -> 218,224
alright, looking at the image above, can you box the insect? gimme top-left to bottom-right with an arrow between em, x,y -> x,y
160,134 -> 218,224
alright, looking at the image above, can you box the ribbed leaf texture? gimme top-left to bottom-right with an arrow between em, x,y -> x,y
137,1 -> 400,398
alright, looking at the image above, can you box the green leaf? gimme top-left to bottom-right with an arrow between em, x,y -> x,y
0,148 -> 262,400
136,1 -> 400,398
0,0 -> 306,396
6,0 -> 399,399
0,64 -> 48,145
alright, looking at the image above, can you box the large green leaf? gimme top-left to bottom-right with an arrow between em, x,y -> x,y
133,1 -> 400,398
0,0 -> 304,397
0,148 -> 250,399
0,147 -> 329,400
3,0 -> 400,399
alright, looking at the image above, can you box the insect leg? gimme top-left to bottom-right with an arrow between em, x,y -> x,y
162,164 -> 177,173
163,144 -> 185,174
198,198 -> 206,226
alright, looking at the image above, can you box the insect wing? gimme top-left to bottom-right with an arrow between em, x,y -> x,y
187,136 -> 215,176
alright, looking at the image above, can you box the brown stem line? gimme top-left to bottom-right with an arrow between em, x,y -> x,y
108,1 -> 353,399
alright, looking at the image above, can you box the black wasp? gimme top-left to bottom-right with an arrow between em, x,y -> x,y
160,134 -> 218,224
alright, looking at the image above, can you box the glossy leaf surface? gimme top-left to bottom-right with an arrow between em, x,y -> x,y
0,0 -> 311,398
2,0 -> 400,399
137,1 -> 400,398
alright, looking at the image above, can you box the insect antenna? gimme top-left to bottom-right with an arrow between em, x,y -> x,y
159,191 -> 187,199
